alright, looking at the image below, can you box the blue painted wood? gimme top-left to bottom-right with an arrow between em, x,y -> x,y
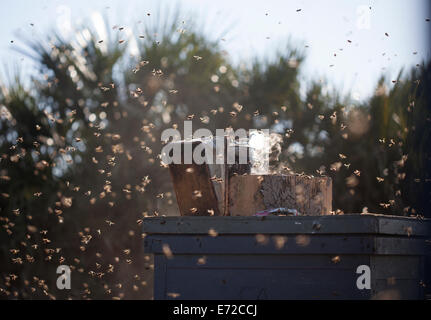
153,255 -> 167,300
145,235 -> 429,255
142,215 -> 431,236
143,215 -> 431,300
162,255 -> 371,300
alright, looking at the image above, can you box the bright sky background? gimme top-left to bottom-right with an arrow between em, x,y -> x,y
0,0 -> 430,101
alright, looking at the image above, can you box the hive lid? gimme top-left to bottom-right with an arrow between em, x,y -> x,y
142,214 -> 431,237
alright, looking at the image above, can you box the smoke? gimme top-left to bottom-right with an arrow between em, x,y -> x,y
249,131 -> 284,175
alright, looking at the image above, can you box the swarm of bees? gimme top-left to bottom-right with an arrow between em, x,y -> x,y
0,4 -> 427,301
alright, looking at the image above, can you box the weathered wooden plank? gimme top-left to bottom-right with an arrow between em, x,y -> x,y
146,214 -> 430,300
228,175 -> 332,216
158,255 -> 371,300
145,234 -> 428,255
154,255 -> 168,299
374,238 -> 431,255
142,215 -> 431,236
378,218 -> 431,237
164,254 -> 369,269
370,256 -> 420,278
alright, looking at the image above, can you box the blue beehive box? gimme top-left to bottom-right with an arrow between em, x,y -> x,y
143,214 -> 431,300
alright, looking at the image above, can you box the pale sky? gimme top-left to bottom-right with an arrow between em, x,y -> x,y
0,0 -> 430,100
